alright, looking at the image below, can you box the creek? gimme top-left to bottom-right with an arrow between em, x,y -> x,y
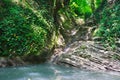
0,63 -> 120,80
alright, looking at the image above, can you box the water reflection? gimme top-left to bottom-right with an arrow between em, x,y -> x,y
0,63 -> 120,80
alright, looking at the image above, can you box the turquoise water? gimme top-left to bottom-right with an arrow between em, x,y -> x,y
0,63 -> 120,80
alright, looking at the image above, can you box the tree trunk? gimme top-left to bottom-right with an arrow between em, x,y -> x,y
52,0 -> 70,25
91,0 -> 95,13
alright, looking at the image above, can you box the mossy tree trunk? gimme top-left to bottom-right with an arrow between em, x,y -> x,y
52,0 -> 70,28
50,0 -> 70,46
91,0 -> 95,13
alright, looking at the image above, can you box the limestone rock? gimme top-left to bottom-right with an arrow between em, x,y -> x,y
51,41 -> 120,72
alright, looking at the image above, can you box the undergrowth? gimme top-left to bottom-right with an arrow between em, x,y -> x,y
94,1 -> 120,50
0,0 -> 54,56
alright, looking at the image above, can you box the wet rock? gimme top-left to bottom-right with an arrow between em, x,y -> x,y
0,57 -> 25,67
0,57 -> 8,67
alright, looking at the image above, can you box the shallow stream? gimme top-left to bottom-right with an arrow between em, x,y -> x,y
0,63 -> 120,80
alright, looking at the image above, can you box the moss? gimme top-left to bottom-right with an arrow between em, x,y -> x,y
80,45 -> 87,50
111,54 -> 120,61
79,54 -> 91,59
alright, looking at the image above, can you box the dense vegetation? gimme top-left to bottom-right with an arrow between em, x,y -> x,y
93,0 -> 120,49
0,0 -> 119,59
70,0 -> 102,19
0,0 -> 54,56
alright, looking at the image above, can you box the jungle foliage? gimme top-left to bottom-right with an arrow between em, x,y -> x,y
0,0 -> 119,57
93,1 -> 120,49
0,0 -> 54,56
70,0 -> 102,19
